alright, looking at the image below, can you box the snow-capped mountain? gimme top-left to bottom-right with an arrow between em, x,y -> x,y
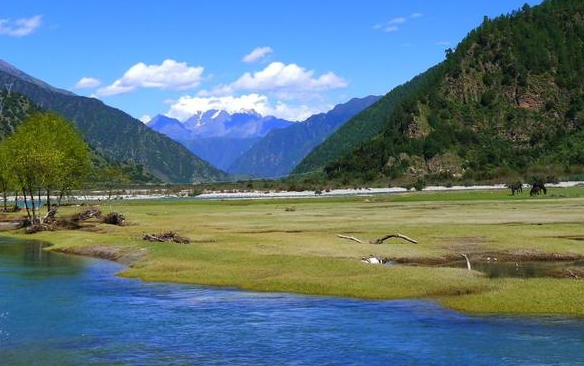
146,110 -> 293,170
180,109 -> 292,139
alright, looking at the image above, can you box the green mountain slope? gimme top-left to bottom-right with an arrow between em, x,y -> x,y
229,95 -> 380,178
0,61 -> 228,183
325,0 -> 584,183
0,91 -> 160,184
292,71 -> 430,176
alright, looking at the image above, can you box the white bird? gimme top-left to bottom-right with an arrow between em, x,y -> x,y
361,256 -> 383,264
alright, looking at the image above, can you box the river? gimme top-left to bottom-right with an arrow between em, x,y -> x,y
1,238 -> 583,365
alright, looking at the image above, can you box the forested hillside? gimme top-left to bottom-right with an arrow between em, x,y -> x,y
0,91 -> 159,184
229,95 -> 380,178
0,61 -> 227,183
324,0 -> 584,184
292,71 -> 430,176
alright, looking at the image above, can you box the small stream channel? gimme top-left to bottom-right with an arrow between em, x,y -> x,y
438,260 -> 584,278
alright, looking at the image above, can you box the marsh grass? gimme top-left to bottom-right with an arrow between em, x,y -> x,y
4,187 -> 584,316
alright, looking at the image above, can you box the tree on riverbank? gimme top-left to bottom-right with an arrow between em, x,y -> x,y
0,112 -> 91,223
0,144 -> 15,211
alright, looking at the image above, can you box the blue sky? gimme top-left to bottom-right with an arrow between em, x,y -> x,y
1,0 -> 542,122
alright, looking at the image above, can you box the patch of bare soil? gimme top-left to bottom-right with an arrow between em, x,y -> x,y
238,229 -> 304,234
502,249 -> 582,261
546,268 -> 584,279
55,245 -> 146,265
553,235 -> 584,241
438,236 -> 492,247
0,220 -> 25,231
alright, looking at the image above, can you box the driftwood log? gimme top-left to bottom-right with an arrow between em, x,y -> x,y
336,234 -> 363,244
567,269 -> 579,279
371,234 -> 418,244
102,212 -> 126,226
460,253 -> 472,271
42,208 -> 59,224
71,208 -> 102,222
337,233 -> 418,244
142,231 -> 191,244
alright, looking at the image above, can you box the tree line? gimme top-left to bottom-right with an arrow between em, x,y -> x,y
0,112 -> 126,224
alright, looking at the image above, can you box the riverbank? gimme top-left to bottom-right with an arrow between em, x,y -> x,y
3,186 -> 584,316
3,181 -> 583,203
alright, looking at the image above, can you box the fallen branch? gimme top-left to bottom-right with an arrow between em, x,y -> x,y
337,233 -> 418,244
42,208 -> 58,224
567,269 -> 579,279
370,234 -> 418,245
337,234 -> 363,244
71,207 -> 102,222
142,231 -> 191,244
102,212 -> 126,226
142,234 -> 165,242
460,253 -> 472,271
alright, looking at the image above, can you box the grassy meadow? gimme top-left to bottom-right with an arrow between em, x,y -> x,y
4,186 -> 584,316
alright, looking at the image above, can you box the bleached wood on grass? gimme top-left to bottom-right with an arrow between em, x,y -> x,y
337,234 -> 363,244
460,253 -> 472,271
567,269 -> 579,279
142,234 -> 165,242
371,234 -> 418,244
337,233 -> 418,244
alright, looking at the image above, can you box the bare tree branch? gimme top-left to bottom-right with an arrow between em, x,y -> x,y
371,234 -> 418,244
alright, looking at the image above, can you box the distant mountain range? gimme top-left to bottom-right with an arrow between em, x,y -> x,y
0,60 -> 227,183
229,95 -> 381,178
148,96 -> 379,177
147,111 -> 292,171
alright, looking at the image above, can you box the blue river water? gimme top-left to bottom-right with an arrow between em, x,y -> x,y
1,238 -> 584,366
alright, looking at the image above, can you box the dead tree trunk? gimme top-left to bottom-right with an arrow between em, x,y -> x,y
57,189 -> 65,206
460,253 -> 472,271
28,187 -> 37,224
42,207 -> 58,224
371,234 -> 418,244
21,188 -> 31,222
13,191 -> 19,211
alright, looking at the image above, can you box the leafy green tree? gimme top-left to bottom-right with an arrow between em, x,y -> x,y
2,112 -> 91,222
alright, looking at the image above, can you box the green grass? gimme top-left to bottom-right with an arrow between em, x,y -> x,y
3,186 -> 584,316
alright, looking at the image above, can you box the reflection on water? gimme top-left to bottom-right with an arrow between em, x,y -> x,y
1,237 -> 584,366
0,238 -> 84,278
441,260 -> 584,278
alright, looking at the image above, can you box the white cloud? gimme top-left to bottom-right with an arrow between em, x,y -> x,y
139,115 -> 152,123
242,46 -> 273,63
373,13 -> 422,33
73,77 -> 101,89
166,93 -> 329,122
388,17 -> 407,25
96,59 -> 204,97
207,62 -> 347,99
0,15 -> 42,37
